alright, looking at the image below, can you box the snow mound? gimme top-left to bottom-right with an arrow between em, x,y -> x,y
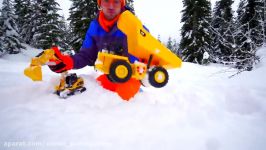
0,46 -> 266,150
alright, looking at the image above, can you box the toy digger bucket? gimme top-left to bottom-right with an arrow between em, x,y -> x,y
117,11 -> 182,69
23,49 -> 57,81
24,65 -> 42,81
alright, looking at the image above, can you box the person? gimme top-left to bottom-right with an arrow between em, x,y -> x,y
48,0 -> 141,100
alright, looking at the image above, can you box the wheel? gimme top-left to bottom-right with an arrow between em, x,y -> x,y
109,60 -> 132,83
65,73 -> 78,87
148,67 -> 168,88
107,74 -> 115,82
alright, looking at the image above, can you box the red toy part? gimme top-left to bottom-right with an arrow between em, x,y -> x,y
116,78 -> 141,101
97,74 -> 141,101
97,74 -> 117,92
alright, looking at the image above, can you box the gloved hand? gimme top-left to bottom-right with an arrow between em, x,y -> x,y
48,46 -> 74,73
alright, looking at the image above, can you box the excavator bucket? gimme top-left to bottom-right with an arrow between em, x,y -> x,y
23,49 -> 57,81
24,65 -> 42,81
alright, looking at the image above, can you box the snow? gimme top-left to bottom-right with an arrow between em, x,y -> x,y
184,30 -> 192,39
0,45 -> 266,150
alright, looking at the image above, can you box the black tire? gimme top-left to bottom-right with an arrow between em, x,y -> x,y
148,67 -> 169,88
107,74 -> 115,82
109,60 -> 132,83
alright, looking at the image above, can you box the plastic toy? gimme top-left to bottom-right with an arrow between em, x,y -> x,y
24,48 -> 86,98
95,10 -> 182,88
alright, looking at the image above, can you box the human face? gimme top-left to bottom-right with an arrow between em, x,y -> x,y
101,0 -> 122,20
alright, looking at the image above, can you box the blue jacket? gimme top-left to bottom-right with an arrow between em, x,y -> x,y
72,15 -> 130,69
72,9 -> 149,69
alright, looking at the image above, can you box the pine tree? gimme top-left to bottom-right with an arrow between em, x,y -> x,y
262,0 -> 266,44
68,0 -> 97,52
157,34 -> 161,42
31,0 -> 64,49
172,39 -> 179,56
13,0 -> 34,44
166,37 -> 173,50
0,0 -> 23,55
258,0 -> 265,44
211,0 -> 234,63
253,0 -> 264,46
235,0 -> 264,70
0,7 -> 5,56
264,0 -> 266,43
126,0 -> 134,12
58,16 -> 73,54
179,0 -> 212,64
13,0 -> 23,27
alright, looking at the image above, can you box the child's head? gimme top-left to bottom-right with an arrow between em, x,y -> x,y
98,0 -> 126,20
97,0 -> 126,7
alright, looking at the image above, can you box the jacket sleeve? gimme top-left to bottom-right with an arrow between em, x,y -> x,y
71,21 -> 98,69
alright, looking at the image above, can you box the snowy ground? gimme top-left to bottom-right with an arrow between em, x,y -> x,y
0,45 -> 266,150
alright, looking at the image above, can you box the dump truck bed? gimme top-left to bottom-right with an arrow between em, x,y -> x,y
117,11 -> 182,69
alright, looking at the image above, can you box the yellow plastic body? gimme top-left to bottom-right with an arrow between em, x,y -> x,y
117,10 -> 182,69
95,52 -> 147,80
55,77 -> 84,92
24,49 -> 58,81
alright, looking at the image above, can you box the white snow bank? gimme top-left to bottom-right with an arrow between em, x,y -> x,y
0,46 -> 265,150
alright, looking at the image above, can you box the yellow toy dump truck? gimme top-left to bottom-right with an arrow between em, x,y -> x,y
95,10 -> 182,88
